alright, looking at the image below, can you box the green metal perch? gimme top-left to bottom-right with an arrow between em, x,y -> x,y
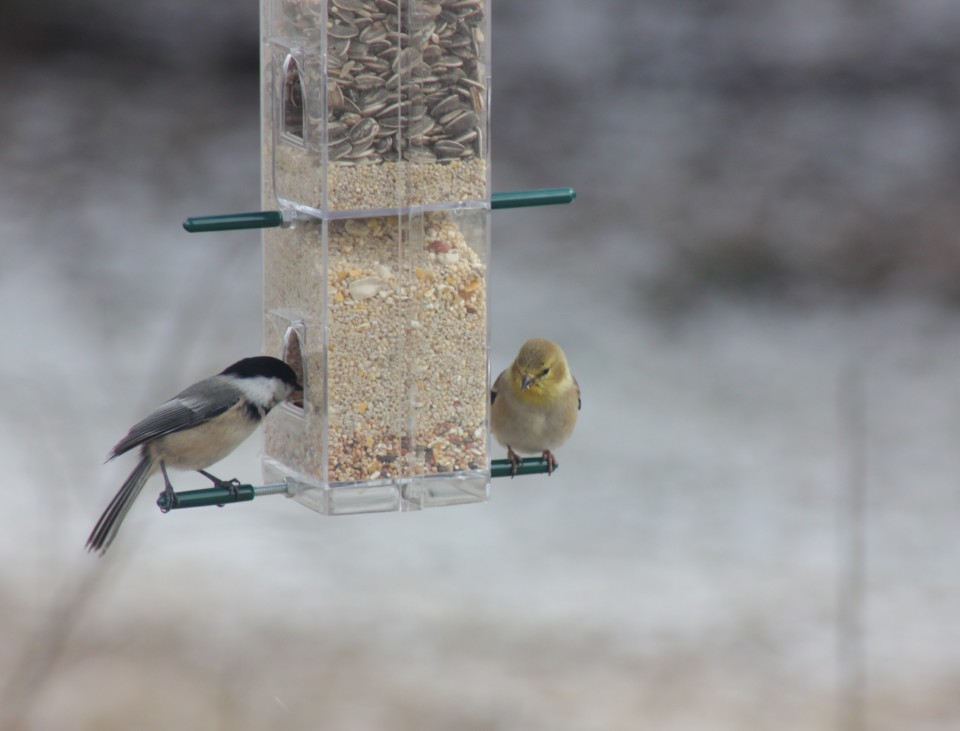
157,457 -> 557,511
182,187 -> 576,233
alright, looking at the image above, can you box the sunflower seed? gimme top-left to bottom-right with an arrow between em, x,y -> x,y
429,93 -> 461,118
362,57 -> 391,74
407,115 -> 435,138
404,146 -> 437,163
329,139 -> 352,160
434,140 -> 465,158
353,74 -> 384,91
347,41 -> 370,59
349,117 -> 380,147
284,0 -> 487,167
328,83 -> 345,110
392,48 -> 423,74
333,0 -> 367,12
328,23 -> 360,40
328,121 -> 351,143
359,24 -> 387,44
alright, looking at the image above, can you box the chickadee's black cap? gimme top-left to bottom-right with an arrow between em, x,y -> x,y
221,356 -> 301,389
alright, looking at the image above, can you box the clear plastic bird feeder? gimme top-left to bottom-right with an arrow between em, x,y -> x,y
260,0 -> 491,513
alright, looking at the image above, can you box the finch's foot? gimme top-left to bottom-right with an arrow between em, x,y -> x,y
506,446 -> 521,477
541,450 -> 557,475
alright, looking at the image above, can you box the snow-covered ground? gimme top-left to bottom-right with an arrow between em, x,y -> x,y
2,4 -> 960,726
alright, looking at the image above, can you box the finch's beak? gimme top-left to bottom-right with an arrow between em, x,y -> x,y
521,373 -> 535,391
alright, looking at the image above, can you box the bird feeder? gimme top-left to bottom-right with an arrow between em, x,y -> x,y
173,0 -> 574,516
260,0 -> 491,513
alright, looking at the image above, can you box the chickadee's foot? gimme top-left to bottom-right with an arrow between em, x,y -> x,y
541,450 -> 557,475
197,469 -> 242,504
197,468 -> 226,487
197,470 -> 240,492
157,482 -> 177,513
506,446 -> 521,478
158,460 -> 177,512
213,478 -> 242,507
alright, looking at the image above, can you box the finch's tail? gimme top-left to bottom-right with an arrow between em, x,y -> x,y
86,454 -> 155,556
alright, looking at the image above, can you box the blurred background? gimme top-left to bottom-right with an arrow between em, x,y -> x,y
2,1 -> 960,729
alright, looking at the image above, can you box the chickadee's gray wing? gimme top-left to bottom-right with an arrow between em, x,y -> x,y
109,377 -> 243,459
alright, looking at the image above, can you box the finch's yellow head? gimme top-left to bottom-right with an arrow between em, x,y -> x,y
509,338 -> 571,402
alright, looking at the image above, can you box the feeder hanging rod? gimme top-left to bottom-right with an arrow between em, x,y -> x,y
181,187 -> 576,233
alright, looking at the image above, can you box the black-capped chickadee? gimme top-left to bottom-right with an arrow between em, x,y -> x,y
87,356 -> 302,555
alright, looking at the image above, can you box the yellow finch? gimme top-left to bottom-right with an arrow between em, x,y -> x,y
491,338 -> 580,475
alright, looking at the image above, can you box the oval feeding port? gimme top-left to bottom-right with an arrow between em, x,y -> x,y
282,55 -> 304,144
281,325 -> 306,411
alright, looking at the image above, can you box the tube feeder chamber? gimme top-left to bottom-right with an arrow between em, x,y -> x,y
261,0 -> 492,514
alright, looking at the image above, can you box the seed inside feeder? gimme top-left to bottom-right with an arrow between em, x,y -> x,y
270,0 -> 489,212
263,211 -> 487,485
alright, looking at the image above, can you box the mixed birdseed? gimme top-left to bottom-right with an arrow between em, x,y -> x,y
263,212 -> 487,485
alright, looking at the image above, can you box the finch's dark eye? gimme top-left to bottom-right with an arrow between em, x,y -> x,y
540,368 -> 550,377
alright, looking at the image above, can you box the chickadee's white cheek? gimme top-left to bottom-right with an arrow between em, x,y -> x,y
236,375 -> 286,409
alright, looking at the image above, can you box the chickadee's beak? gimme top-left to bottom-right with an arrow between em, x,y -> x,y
289,383 -> 304,409
521,373 -> 535,391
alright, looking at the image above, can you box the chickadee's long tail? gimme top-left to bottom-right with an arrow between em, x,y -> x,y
86,455 -> 155,555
